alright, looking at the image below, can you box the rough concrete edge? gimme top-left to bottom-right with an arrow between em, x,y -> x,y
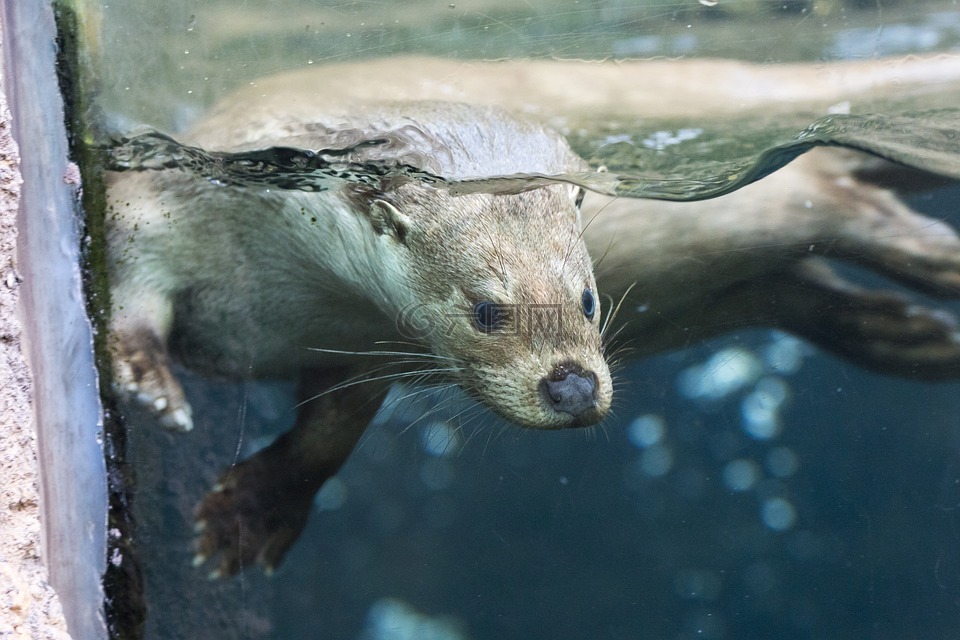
0,21 -> 72,640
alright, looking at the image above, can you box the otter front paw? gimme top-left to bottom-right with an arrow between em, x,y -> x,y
193,455 -> 316,578
111,328 -> 193,431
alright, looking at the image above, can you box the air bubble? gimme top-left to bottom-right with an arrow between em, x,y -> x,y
761,497 -> 797,531
741,378 -> 789,440
678,347 -> 762,401
627,414 -> 665,448
420,421 -> 461,457
361,598 -> 467,640
763,333 -> 807,374
314,477 -> 347,511
722,459 -> 760,492
640,444 -> 673,477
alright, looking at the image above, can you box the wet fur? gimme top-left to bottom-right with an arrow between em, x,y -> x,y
108,101 -> 612,574
107,57 -> 960,575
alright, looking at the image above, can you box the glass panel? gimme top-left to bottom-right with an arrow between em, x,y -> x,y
81,1 -> 960,638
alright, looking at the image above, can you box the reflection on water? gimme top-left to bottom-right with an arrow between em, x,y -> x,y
83,1 -> 960,639
103,108 -> 960,201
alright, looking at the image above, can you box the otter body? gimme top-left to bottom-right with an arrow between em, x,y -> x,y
108,57 -> 960,576
110,173 -> 391,377
108,101 -> 613,574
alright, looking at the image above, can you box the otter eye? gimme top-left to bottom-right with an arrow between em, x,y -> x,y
473,301 -> 506,333
581,288 -> 596,321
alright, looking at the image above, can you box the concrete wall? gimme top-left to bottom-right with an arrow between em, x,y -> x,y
0,2 -> 108,637
0,40 -> 71,640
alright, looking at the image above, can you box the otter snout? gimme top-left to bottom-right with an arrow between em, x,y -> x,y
541,361 -> 600,425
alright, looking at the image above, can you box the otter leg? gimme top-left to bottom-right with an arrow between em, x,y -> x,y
109,287 -> 193,431
824,168 -> 960,297
714,257 -> 960,379
194,367 -> 389,577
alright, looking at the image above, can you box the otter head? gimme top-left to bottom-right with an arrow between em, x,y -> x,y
353,180 -> 613,429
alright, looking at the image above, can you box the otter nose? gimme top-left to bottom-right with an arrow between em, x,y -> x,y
542,362 -> 598,418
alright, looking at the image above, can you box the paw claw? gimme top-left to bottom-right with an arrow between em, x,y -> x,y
110,329 -> 193,430
192,553 -> 207,567
159,407 -> 193,432
192,453 -> 316,578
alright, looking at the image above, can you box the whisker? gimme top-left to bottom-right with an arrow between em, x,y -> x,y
375,381 -> 462,443
600,281 -> 638,343
590,242 -> 616,276
562,188 -> 608,275
603,325 -> 636,356
582,195 -> 622,275
400,390 -> 493,459
391,382 -> 454,408
599,293 -> 617,339
455,407 -> 491,455
373,340 -> 456,358
575,193 -> 607,252
307,346 -> 454,361
394,384 -> 466,439
297,367 -> 463,408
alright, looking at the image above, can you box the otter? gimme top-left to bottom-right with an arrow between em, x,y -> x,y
107,56 -> 960,577
107,100 -> 613,576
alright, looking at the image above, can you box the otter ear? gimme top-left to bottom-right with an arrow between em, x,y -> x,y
369,198 -> 412,242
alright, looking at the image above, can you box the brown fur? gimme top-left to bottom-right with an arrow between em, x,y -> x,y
108,56 -> 960,575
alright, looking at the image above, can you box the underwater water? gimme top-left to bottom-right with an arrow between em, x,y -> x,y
81,1 -> 960,638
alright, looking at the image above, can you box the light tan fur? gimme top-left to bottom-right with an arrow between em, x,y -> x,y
108,100 -> 612,574
107,55 -> 960,575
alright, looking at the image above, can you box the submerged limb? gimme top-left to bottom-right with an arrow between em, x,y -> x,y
109,290 -> 192,431
193,366 -> 390,577
817,153 -> 960,297
770,258 -> 960,380
706,258 -> 960,380
588,147 -> 960,378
